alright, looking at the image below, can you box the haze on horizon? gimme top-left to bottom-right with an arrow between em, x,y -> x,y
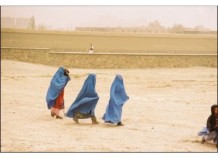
1,6 -> 217,30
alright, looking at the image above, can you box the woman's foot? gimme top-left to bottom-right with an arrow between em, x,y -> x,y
117,122 -> 124,126
73,117 -> 79,124
91,116 -> 99,124
51,112 -> 55,117
92,121 -> 99,124
56,115 -> 63,119
201,137 -> 206,144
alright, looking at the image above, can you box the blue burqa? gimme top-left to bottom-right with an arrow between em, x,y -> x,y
66,74 -> 99,118
46,67 -> 70,109
102,74 -> 129,124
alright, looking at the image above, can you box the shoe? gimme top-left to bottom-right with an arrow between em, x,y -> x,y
92,121 -> 99,124
51,112 -> 55,117
73,117 -> 79,124
56,115 -> 63,119
91,116 -> 99,124
201,137 -> 205,144
117,122 -> 124,126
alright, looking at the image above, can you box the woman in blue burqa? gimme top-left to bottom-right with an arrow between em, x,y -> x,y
46,67 -> 70,119
102,74 -> 129,126
65,74 -> 99,124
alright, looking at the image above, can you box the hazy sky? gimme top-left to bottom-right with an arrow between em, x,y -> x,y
2,6 -> 217,30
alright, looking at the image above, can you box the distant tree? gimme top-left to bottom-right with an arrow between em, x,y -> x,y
37,24 -> 47,30
170,24 -> 185,33
147,20 -> 161,28
193,25 -> 210,31
146,20 -> 166,33
29,16 -> 35,30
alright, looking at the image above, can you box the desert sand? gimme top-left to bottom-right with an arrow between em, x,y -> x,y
1,60 -> 217,152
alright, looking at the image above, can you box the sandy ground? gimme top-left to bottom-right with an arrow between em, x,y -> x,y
1,60 -> 217,152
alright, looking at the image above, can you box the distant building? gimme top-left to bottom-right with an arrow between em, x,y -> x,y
1,17 -> 34,29
15,17 -> 30,29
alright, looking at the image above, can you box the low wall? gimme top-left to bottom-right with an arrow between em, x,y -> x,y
1,47 -> 50,65
1,47 -> 217,68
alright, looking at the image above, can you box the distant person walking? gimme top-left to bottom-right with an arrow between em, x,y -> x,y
102,74 -> 129,126
46,67 -> 70,119
88,43 -> 94,53
65,74 -> 99,124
